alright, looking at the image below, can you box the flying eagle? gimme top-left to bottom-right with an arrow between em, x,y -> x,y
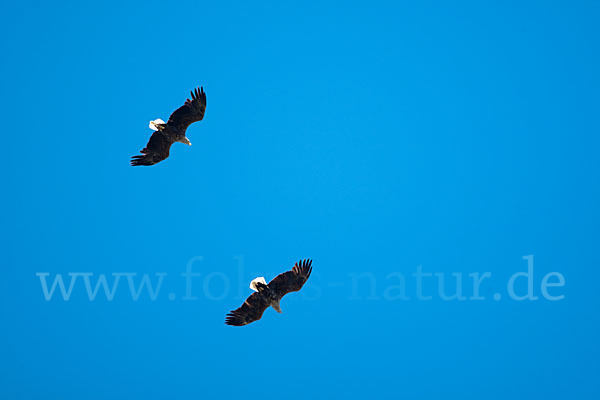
131,86 -> 206,166
225,259 -> 313,326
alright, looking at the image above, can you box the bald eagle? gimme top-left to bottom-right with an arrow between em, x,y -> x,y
225,259 -> 313,326
131,86 -> 206,166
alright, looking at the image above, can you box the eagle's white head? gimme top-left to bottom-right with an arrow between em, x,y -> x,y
249,277 -> 267,292
149,118 -> 165,131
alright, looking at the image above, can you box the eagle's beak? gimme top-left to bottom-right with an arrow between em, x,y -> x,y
272,303 -> 282,313
181,137 -> 192,146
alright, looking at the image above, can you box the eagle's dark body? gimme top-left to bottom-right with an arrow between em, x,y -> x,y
225,259 -> 313,326
131,87 -> 206,166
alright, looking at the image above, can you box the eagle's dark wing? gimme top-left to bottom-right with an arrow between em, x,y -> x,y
225,291 -> 270,326
268,259 -> 313,298
167,86 -> 206,132
130,131 -> 175,166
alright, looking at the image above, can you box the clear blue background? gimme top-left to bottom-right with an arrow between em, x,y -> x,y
1,0 -> 599,398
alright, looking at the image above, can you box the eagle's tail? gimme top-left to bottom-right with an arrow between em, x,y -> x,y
149,118 -> 166,131
249,277 -> 267,292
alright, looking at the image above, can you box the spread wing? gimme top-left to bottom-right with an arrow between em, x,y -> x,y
225,292 -> 270,326
167,86 -> 206,132
268,259 -> 313,298
130,131 -> 175,166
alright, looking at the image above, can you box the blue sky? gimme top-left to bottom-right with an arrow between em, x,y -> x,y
1,0 -> 599,398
